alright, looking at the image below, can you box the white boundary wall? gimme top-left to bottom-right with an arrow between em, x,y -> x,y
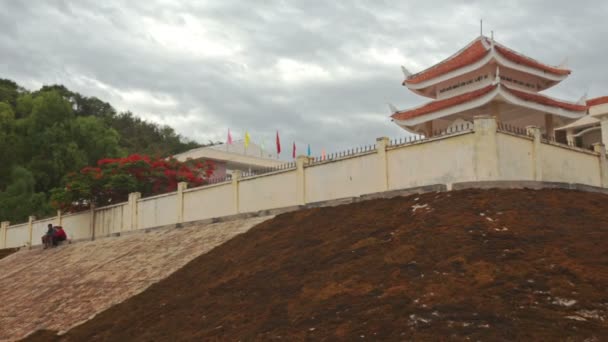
2,116 -> 606,248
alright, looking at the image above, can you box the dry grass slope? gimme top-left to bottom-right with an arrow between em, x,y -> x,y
22,189 -> 608,341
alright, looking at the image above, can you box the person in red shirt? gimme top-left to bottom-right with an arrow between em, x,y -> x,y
52,226 -> 67,246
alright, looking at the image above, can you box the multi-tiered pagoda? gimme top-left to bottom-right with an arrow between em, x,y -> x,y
391,35 -> 588,138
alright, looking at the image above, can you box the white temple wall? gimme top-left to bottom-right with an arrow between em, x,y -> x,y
61,211 -> 92,241
183,183 -> 234,222
2,116 -> 606,249
540,143 -> 601,185
496,133 -> 534,180
388,133 -> 476,189
94,204 -> 127,237
137,193 -> 178,229
5,223 -> 29,248
305,153 -> 381,203
239,171 -> 297,212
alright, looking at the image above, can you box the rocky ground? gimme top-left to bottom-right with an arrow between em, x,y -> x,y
24,189 -> 608,341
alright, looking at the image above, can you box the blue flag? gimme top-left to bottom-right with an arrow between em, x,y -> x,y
307,144 -> 311,156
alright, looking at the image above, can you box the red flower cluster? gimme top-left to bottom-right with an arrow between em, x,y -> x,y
53,154 -> 215,212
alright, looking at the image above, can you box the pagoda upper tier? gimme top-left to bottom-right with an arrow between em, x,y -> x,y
402,36 -> 571,99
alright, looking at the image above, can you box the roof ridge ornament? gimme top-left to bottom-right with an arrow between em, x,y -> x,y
401,65 -> 412,78
577,92 -> 588,105
388,103 -> 399,114
492,65 -> 501,85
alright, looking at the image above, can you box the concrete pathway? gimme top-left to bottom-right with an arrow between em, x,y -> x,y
0,216 -> 272,341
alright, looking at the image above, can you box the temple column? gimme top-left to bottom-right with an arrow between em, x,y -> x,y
566,129 -> 575,146
492,102 -> 501,122
231,170 -> 242,214
593,143 -> 608,187
526,126 -> 543,181
544,114 -> 555,138
424,121 -> 433,137
1,221 -> 9,248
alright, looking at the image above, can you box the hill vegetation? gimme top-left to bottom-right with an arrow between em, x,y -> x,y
0,78 -> 203,223
24,188 -> 608,341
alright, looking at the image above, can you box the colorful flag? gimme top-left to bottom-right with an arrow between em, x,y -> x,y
276,131 -> 281,155
307,144 -> 311,157
244,131 -> 251,149
227,129 -> 233,145
322,148 -> 326,160
292,142 -> 296,159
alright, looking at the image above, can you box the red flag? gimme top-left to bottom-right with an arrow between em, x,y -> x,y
227,129 -> 233,145
276,131 -> 281,155
292,142 -> 296,159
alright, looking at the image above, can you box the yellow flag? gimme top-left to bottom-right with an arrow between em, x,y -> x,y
244,131 -> 251,149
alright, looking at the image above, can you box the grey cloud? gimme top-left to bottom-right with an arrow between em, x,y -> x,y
1,0 -> 607,157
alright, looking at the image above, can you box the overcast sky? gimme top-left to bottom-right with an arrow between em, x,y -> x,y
1,0 -> 607,156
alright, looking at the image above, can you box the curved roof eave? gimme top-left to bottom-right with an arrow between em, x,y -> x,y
392,84 -> 585,126
403,37 -> 570,93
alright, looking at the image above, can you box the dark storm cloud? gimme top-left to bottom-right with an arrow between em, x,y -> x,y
1,0 -> 607,155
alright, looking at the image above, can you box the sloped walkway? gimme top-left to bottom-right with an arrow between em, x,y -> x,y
0,216 -> 272,341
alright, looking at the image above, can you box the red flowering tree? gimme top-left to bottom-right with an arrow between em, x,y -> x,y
50,154 -> 214,212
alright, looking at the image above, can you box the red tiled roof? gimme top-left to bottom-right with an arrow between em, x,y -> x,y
404,37 -> 571,87
587,96 -> 608,106
391,84 -> 497,121
494,45 -> 571,76
392,83 -> 587,122
404,39 -> 490,85
502,85 -> 586,112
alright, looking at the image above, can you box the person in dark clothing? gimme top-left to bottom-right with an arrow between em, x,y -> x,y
42,224 -> 55,249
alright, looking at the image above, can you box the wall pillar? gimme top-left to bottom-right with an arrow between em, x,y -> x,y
593,143 -> 608,187
128,192 -> 141,231
1,221 -> 9,249
89,205 -> 96,241
27,216 -> 35,248
295,155 -> 309,205
231,170 -> 242,214
600,117 -> 608,149
57,210 -> 62,226
473,116 -> 500,181
526,126 -> 543,181
376,137 -> 390,191
176,182 -> 188,223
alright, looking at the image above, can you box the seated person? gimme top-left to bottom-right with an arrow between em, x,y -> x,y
53,226 -> 67,246
42,224 -> 55,249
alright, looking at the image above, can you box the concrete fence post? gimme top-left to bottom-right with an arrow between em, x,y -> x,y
376,137 -> 390,191
57,210 -> 62,226
296,155 -> 309,205
176,182 -> 188,223
89,205 -> 96,241
593,143 -> 608,187
128,192 -> 141,231
1,221 -> 9,248
27,216 -> 35,248
526,126 -> 543,181
231,170 -> 242,214
473,115 -> 500,181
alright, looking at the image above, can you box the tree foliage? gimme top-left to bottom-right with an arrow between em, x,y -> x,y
51,154 -> 214,212
0,78 -> 206,223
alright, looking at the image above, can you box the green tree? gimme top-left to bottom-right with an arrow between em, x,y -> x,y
0,167 -> 51,223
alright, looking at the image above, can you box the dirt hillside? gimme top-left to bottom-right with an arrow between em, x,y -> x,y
24,189 -> 608,341
0,248 -> 17,260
